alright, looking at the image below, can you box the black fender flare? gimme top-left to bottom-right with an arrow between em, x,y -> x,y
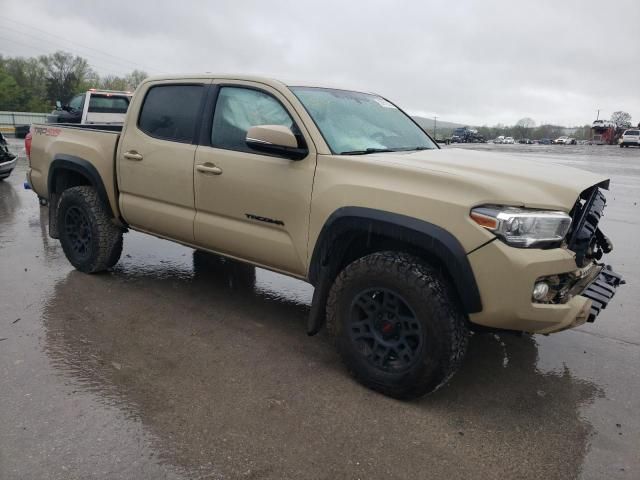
47,155 -> 113,218
306,207 -> 482,335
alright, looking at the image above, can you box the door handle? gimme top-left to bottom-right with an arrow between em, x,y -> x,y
123,151 -> 143,161
196,163 -> 223,175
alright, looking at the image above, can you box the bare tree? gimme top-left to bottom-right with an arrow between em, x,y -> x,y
125,70 -> 148,90
515,117 -> 536,139
611,111 -> 632,129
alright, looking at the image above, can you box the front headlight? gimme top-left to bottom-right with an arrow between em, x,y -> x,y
470,206 -> 572,248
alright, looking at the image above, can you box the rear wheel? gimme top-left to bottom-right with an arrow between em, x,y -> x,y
57,186 -> 123,273
326,251 -> 469,399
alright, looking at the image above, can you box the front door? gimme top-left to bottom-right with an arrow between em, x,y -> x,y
117,81 -> 209,243
194,82 -> 317,276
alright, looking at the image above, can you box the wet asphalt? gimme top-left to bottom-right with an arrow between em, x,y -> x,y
0,139 -> 638,479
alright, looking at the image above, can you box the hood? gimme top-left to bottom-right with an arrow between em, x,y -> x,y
370,148 -> 609,210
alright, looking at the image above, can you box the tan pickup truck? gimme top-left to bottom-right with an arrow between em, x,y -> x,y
27,75 -> 624,398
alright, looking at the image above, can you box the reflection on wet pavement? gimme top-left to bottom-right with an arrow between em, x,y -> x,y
1,140 -> 639,479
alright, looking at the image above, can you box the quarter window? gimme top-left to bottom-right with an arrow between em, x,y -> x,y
211,87 -> 295,153
138,85 -> 204,142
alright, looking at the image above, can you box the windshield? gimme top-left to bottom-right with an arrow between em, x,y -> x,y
290,87 -> 436,154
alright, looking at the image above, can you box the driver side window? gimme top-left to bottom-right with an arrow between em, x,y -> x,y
211,87 -> 294,154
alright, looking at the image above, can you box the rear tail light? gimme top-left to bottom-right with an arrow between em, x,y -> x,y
25,131 -> 32,163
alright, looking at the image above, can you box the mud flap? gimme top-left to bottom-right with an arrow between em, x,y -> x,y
307,265 -> 332,336
48,192 -> 60,239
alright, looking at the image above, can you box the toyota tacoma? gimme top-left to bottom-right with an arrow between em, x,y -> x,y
26,75 -> 624,398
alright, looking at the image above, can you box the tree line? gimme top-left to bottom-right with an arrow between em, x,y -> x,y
474,121 -> 592,141
1,50 -> 635,139
0,51 -> 147,112
441,112 -> 634,141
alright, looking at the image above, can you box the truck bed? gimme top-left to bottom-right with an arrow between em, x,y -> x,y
29,123 -> 122,219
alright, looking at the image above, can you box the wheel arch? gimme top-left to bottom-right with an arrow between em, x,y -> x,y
308,207 -> 482,315
48,155 -> 113,218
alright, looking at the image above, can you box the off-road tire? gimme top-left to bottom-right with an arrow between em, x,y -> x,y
57,186 -> 123,273
326,251 -> 469,399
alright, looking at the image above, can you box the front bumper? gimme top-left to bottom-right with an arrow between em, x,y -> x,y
581,266 -> 625,322
467,240 -> 623,334
0,156 -> 17,178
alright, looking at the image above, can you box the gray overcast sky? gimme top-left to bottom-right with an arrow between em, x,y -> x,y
1,0 -> 638,126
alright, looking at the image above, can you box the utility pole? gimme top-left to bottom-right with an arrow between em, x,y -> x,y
596,109 -> 600,121
433,115 -> 438,138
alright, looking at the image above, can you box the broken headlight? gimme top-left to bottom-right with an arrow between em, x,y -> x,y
470,206 -> 572,248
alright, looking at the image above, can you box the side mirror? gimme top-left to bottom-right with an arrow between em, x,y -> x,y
246,125 -> 308,160
55,100 -> 62,110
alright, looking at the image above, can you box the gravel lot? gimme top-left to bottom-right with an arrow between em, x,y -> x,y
1,138 -> 638,479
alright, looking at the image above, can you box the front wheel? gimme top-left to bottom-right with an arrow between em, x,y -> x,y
57,186 -> 123,273
326,251 -> 469,399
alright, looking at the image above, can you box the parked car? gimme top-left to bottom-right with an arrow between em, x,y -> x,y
27,74 -> 623,399
620,129 -> 640,148
518,138 -> 533,144
47,89 -> 133,125
565,138 -> 577,145
0,131 -> 17,180
493,136 -> 504,144
553,136 -> 569,144
503,136 -> 515,144
539,138 -> 552,145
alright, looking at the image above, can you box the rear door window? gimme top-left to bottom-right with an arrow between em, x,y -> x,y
625,130 -> 639,136
138,85 -> 205,143
88,95 -> 130,113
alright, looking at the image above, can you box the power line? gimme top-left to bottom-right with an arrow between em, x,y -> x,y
0,16 -> 164,74
0,34 -> 133,77
0,21 -> 151,75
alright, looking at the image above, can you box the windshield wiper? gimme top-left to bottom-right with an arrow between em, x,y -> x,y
397,146 -> 433,151
339,148 -> 397,155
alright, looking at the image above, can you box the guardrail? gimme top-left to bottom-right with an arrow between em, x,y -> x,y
0,111 -> 49,126
0,111 -> 49,137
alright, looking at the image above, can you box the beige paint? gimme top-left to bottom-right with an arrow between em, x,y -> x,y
28,125 -> 122,220
193,79 -> 317,276
116,78 -> 212,243
246,125 -> 298,148
28,73 -> 613,334
467,240 -> 592,333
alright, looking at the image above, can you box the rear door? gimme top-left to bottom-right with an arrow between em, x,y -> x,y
193,81 -> 317,276
117,80 -> 210,243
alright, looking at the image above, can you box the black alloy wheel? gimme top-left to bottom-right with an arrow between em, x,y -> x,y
64,205 -> 93,260
348,288 -> 423,373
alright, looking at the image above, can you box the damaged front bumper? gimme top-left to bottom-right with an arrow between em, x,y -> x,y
580,265 -> 625,323
468,184 -> 625,334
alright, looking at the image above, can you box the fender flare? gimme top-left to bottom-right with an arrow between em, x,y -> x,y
48,154 -> 113,218
309,207 -> 482,314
